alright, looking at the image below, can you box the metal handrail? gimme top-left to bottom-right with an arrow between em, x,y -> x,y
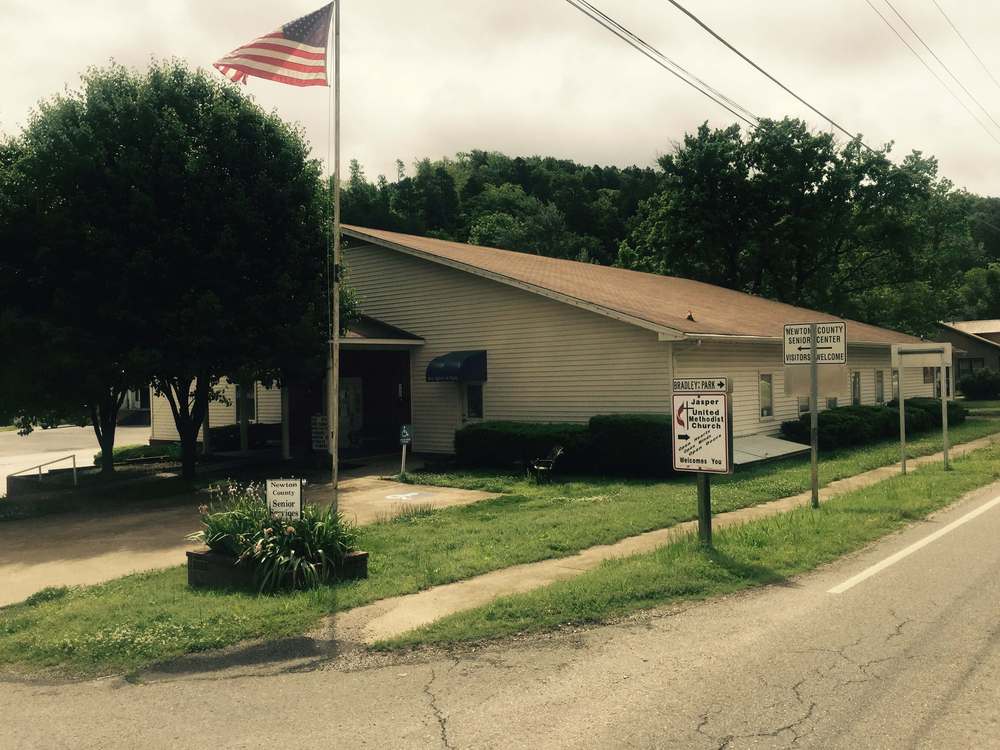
9,454 -> 78,486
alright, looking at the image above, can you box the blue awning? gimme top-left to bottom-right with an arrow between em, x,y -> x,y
425,350 -> 487,382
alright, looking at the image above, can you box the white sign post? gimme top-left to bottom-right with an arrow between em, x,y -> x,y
784,321 -> 848,509
891,343 -> 953,474
266,478 -> 303,520
399,424 -> 413,476
672,378 -> 733,546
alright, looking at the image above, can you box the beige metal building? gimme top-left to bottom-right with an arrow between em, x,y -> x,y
150,225 -> 937,456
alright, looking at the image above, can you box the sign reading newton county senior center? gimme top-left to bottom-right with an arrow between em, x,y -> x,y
266,479 -> 303,520
671,378 -> 732,474
783,322 -> 847,366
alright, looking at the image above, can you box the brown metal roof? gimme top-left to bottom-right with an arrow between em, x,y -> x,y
944,319 -> 1000,336
343,225 -> 923,346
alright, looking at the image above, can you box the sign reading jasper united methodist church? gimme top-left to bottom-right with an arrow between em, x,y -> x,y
784,322 -> 847,365
671,378 -> 732,474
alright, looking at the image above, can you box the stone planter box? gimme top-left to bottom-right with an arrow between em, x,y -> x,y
187,548 -> 369,591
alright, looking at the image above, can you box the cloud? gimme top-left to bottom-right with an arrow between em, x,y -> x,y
2,0 -> 999,193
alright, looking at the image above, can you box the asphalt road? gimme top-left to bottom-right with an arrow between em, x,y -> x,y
0,424 -> 151,494
3,480 -> 1000,749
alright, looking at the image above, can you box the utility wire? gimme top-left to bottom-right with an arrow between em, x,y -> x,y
579,0 -> 758,123
883,0 -> 1000,133
864,0 -> 1000,147
563,0 -> 759,128
662,0 -> 872,150
931,0 -> 1000,95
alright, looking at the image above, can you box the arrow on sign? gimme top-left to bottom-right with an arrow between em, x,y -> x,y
717,381 -> 725,389
797,345 -> 833,351
677,434 -> 690,440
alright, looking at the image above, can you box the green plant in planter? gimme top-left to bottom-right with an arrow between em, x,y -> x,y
189,481 -> 358,593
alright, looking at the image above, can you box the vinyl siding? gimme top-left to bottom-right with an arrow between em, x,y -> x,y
344,243 -> 673,453
673,342 -> 934,438
150,380 -> 282,442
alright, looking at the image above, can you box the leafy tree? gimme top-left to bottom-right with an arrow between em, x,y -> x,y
0,61 -> 343,479
616,119 -> 953,326
957,264 -> 1000,320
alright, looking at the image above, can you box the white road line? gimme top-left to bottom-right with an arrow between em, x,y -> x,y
828,494 -> 1000,594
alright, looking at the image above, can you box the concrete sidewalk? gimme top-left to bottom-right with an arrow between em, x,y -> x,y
329,433 -> 1000,645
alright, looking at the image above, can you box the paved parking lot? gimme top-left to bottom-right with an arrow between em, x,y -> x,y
0,466 -> 496,607
0,425 -> 152,496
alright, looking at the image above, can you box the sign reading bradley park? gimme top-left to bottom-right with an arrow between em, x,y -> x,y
265,478 -> 303,520
783,322 -> 847,366
671,378 -> 732,474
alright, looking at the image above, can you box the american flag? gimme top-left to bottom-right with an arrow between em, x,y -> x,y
213,3 -> 334,87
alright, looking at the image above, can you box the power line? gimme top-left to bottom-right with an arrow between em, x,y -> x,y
661,0 -> 872,150
931,0 -> 1000,95
883,0 -> 1000,134
864,0 -> 1000,147
563,0 -> 759,128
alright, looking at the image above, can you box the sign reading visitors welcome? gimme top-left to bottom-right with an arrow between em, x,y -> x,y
266,478 -> 303,520
783,322 -> 847,366
672,378 -> 732,474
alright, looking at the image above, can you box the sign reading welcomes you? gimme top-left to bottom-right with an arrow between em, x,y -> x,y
783,322 -> 847,366
266,478 -> 303,520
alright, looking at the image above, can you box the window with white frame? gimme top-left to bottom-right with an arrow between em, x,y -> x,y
827,397 -> 838,410
875,370 -> 885,404
798,395 -> 810,414
759,373 -> 773,418
851,371 -> 862,406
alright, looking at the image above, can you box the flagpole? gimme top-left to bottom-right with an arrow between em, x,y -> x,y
329,0 -> 341,511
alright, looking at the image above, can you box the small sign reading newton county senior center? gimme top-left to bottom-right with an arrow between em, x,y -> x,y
266,479 -> 303,520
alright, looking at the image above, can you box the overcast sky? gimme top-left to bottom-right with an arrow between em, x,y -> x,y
2,0 -> 999,194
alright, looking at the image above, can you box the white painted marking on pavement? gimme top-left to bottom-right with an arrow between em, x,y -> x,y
828,494 -> 1000,594
386,492 -> 422,501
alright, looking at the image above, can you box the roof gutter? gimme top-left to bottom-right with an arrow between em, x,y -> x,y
344,229 -> 687,341
676,332 -> 913,348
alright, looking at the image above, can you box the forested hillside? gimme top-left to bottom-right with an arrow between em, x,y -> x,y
342,117 -> 1000,337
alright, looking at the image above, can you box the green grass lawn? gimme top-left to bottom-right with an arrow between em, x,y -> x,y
1,418 -> 997,676
383,441 -> 1000,649
961,399 -> 1000,409
960,400 -> 1000,417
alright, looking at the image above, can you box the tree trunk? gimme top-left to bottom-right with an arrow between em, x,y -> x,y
90,392 -> 122,477
180,426 -> 198,481
98,420 -> 116,476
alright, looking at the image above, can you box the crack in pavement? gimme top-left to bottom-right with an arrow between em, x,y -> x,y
423,661 -> 458,750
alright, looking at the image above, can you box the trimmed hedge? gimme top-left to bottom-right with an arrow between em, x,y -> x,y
781,399 -> 966,450
453,414 -> 674,476
454,421 -> 590,470
959,369 -> 1000,400
588,414 -> 673,477
208,423 -> 281,451
888,397 -> 967,428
